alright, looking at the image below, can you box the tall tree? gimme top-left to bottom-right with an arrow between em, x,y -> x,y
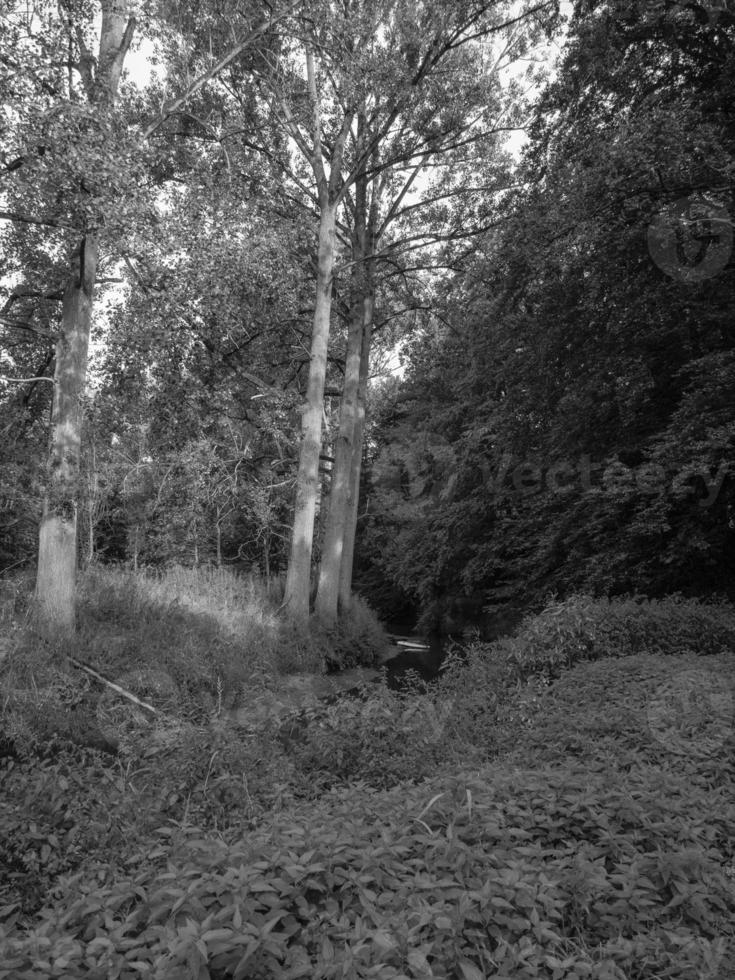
1,1 -> 138,631
2,0 -> 289,628
255,0 -> 556,619
313,1 -> 552,625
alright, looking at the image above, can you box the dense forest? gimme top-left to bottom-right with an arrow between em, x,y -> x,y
1,2 -> 735,978
359,0 -> 735,631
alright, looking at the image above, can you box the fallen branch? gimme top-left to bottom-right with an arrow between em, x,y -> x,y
68,655 -> 158,716
0,375 -> 55,385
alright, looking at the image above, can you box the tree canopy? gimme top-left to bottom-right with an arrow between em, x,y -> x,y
2,0 -> 733,635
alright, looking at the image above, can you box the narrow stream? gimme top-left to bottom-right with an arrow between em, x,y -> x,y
381,633 -> 450,689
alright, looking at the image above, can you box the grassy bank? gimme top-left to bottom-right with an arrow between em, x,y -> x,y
1,587 -> 734,978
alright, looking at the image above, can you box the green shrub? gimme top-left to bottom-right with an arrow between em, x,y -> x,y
434,641 -> 518,755
498,651 -> 735,783
3,588 -> 734,978
0,715 -> 299,919
1,761 -> 732,979
330,594 -> 389,669
486,594 -> 735,683
279,677 -> 474,791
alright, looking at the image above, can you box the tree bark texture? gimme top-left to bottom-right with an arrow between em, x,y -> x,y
35,2 -> 134,631
284,201 -> 338,618
315,160 -> 369,625
338,292 -> 374,611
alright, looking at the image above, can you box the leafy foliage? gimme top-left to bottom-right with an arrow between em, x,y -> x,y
494,593 -> 735,681
2,735 -> 733,978
2,591 -> 734,978
360,0 -> 735,621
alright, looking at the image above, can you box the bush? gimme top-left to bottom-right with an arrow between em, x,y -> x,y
489,594 -> 735,683
1,759 -> 733,979
0,714 -> 300,919
279,676 -> 475,791
498,650 -> 735,782
329,593 -> 389,669
434,641 -> 518,755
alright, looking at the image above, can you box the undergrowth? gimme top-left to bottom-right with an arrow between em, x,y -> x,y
1,590 -> 734,978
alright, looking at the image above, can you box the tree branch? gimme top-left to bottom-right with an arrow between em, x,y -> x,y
0,317 -> 58,340
305,46 -> 328,194
142,5 -> 299,140
0,209 -> 72,229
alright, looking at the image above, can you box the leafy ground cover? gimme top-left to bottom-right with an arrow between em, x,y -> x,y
1,588 -> 734,978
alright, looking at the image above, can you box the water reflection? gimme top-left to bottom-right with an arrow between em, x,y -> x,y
382,633 -> 449,689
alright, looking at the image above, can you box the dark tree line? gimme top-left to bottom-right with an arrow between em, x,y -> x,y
360,0 -> 735,629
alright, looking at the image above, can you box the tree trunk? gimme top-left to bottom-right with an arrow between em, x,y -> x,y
36,235 -> 99,631
86,440 -> 98,567
314,295 -> 363,624
284,200 -> 338,617
87,497 -> 94,566
338,293 -> 374,611
35,1 -> 134,632
315,166 -> 368,625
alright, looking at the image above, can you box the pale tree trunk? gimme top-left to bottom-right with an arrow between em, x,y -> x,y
85,440 -> 99,567
86,484 -> 95,567
281,45 -> 353,618
338,293 -> 374,611
35,2 -> 134,632
315,159 -> 369,625
284,200 -> 338,617
36,236 -> 99,630
314,296 -> 364,624
318,155 -> 380,621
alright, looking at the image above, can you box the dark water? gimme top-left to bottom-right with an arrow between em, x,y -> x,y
382,634 -> 452,689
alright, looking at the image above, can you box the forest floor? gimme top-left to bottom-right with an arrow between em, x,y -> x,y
0,576 -> 734,979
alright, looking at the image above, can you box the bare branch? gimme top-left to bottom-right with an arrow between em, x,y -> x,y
0,209 -> 72,229
377,156 -> 430,240
305,46 -> 328,194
